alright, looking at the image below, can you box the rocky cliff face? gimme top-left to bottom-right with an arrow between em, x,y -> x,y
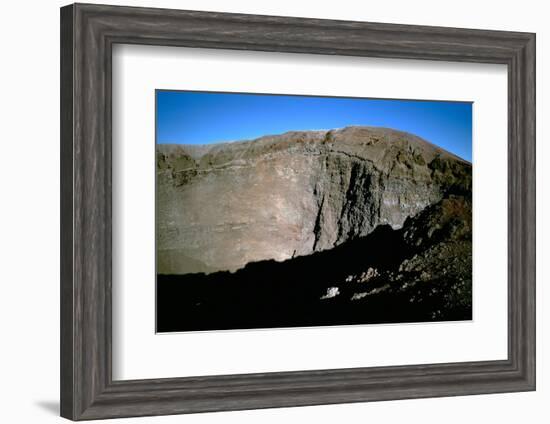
156,126 -> 471,274
157,193 -> 473,331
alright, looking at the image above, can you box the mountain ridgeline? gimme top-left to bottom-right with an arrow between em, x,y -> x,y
157,126 -> 471,275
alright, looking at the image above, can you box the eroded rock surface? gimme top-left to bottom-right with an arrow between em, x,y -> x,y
156,193 -> 473,331
157,126 -> 471,274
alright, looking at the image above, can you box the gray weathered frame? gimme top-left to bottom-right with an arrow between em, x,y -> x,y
60,3 -> 536,421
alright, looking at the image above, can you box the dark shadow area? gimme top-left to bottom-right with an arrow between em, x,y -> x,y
157,194 -> 472,332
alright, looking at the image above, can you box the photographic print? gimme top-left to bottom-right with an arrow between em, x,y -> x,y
156,91 -> 472,333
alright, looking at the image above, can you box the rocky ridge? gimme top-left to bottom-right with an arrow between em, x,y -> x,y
156,126 -> 471,274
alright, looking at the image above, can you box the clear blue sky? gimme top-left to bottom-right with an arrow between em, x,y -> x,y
156,90 -> 472,161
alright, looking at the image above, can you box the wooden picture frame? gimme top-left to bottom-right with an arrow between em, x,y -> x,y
60,3 -> 535,420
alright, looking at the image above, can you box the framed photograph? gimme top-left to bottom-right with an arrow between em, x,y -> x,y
60,3 -> 535,420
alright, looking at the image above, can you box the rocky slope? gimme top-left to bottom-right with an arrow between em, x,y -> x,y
157,193 -> 472,332
157,126 -> 471,274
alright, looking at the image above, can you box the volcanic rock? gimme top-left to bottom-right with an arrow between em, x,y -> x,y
156,126 -> 471,274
